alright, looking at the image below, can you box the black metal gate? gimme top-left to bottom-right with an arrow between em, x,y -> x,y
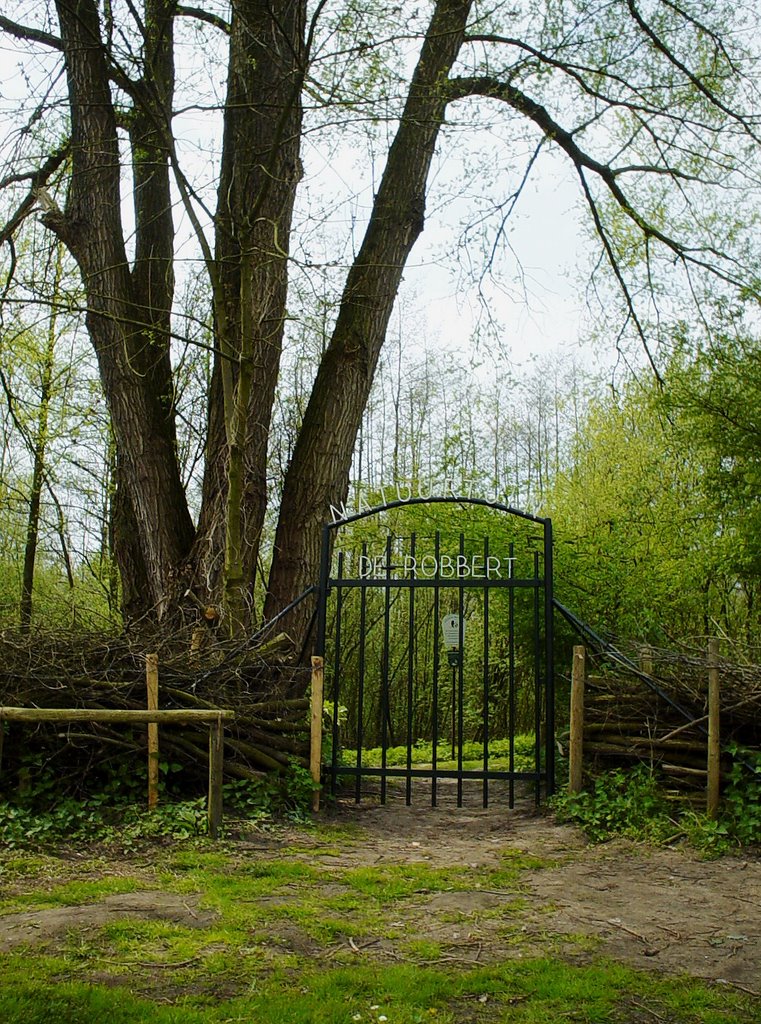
316,497 -> 554,807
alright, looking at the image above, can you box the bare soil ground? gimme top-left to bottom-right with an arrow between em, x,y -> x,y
0,892 -> 217,952
1,785 -> 759,999
329,794 -> 760,993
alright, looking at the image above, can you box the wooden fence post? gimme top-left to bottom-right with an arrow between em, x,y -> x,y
569,645 -> 586,794
707,639 -> 721,819
208,714 -> 224,838
146,653 -> 159,809
310,656 -> 325,812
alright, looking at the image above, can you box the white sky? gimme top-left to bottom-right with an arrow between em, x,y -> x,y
403,163 -> 588,367
0,3 -> 618,382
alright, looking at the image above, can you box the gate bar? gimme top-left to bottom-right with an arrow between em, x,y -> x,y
482,534 -> 490,808
406,533 -> 417,805
508,540 -> 516,809
330,551 -> 345,796
544,518 -> 556,796
533,550 -> 542,805
431,531 -> 441,808
355,541 -> 368,803
310,656 -> 325,811
457,531 -> 465,808
380,534 -> 393,805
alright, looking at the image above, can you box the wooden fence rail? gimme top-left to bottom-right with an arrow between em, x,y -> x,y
0,706 -> 235,838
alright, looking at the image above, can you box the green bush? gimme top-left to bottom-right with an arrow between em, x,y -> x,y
552,765 -> 676,843
223,760 -> 317,822
553,756 -> 761,854
722,747 -> 761,844
0,757 -> 317,849
0,795 -> 208,849
681,748 -> 761,854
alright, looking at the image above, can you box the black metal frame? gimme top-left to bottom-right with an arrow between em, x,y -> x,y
315,496 -> 555,807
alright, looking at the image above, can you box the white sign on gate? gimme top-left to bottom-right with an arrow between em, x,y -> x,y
356,553 -> 515,580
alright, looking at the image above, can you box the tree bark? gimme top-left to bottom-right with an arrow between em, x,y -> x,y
19,244 -> 63,630
193,0 -> 305,630
265,0 -> 474,643
49,0 -> 194,618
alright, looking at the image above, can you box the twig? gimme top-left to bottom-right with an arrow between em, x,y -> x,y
604,918 -> 650,943
658,716 -> 708,743
379,946 -> 483,967
103,957 -> 199,968
654,923 -> 682,938
629,999 -> 667,1022
137,958 -> 199,968
727,894 -> 761,910
327,937 -> 379,958
716,979 -> 761,998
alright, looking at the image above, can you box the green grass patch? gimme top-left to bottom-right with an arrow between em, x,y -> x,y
0,979 -> 207,1024
0,874 -> 146,913
0,854 -> 52,878
165,849 -> 231,871
403,938 -> 444,959
362,734 -> 537,773
342,863 -> 468,901
0,958 -> 755,1023
159,855 -> 318,905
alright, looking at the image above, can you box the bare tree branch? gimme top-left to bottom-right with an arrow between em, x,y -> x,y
447,75 -> 753,293
0,14 -> 62,50
176,5 -> 230,34
0,143 -> 70,248
624,0 -> 760,144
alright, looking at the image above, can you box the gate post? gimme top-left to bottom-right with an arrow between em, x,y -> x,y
146,653 -> 159,809
208,714 -> 224,839
544,518 -> 556,795
569,645 -> 586,794
707,639 -> 721,819
310,655 -> 325,812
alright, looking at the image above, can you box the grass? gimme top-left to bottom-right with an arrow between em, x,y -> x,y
0,875 -> 146,912
361,735 -> 537,773
0,824 -> 757,1024
0,958 -> 755,1023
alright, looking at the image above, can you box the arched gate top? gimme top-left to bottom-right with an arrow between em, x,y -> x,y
326,494 -> 551,531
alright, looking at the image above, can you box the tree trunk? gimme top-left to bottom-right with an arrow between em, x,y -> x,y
19,243 -> 64,630
265,0 -> 474,644
194,0 -> 305,630
48,0 -> 194,619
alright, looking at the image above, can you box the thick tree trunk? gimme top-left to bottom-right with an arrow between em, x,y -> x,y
264,0 -> 473,645
49,0 -> 194,618
111,455 -> 154,623
194,0 -> 305,628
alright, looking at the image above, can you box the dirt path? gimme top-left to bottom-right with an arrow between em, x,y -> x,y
327,798 -> 761,992
1,795 -> 759,997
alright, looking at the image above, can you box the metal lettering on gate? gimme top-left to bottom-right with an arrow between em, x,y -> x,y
315,496 -> 554,808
